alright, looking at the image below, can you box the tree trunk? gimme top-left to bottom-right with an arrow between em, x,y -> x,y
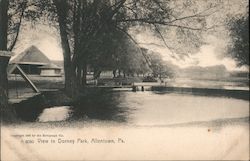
76,65 -> 82,87
118,69 -> 121,76
54,0 -> 78,98
0,0 -> 9,114
0,0 -> 19,122
94,69 -> 101,79
113,70 -> 116,78
81,62 -> 87,87
0,54 -> 17,122
0,56 -> 10,109
0,0 -> 8,51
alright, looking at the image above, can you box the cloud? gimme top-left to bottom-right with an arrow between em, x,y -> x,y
188,35 -> 248,71
134,30 -> 248,71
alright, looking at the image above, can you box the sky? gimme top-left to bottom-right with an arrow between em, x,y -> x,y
135,30 -> 248,71
12,0 -> 248,72
12,23 -> 248,72
12,23 -> 63,61
132,0 -> 249,71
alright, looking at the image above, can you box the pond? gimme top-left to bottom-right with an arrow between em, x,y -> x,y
14,89 -> 249,125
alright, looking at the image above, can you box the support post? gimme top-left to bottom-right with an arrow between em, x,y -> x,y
15,64 -> 40,93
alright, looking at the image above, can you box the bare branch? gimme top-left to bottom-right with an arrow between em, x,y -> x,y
110,0 -> 126,18
167,6 -> 219,24
8,1 -> 27,51
116,18 -> 210,31
115,26 -> 152,67
153,24 -> 178,59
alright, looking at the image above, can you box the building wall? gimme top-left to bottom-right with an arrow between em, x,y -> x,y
12,64 -> 42,75
40,69 -> 61,76
100,71 -> 113,78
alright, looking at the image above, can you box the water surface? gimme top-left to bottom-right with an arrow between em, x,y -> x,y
15,89 -> 249,125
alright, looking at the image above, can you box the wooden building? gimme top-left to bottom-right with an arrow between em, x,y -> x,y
9,45 -> 62,76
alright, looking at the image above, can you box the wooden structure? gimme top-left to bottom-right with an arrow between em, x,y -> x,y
9,45 -> 62,76
39,63 -> 62,76
8,63 -> 40,93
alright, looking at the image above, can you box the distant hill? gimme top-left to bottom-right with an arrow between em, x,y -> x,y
229,70 -> 249,78
176,65 -> 230,79
175,65 -> 249,80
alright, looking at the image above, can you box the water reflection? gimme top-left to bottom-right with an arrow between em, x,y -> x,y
71,90 -> 129,122
15,89 -> 129,122
15,89 -> 249,125
37,106 -> 72,122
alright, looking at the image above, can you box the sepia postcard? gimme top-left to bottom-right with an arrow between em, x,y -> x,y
0,0 -> 249,160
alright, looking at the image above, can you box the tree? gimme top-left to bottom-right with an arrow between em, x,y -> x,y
1,0 -> 224,100
53,0 -> 78,97
90,30 -> 151,78
0,0 -> 9,113
143,48 -> 174,79
228,13 -> 249,66
0,0 -> 35,121
52,0 -> 219,95
1,0 -> 64,121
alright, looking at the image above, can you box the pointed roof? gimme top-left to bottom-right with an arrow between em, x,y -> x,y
10,45 -> 51,65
